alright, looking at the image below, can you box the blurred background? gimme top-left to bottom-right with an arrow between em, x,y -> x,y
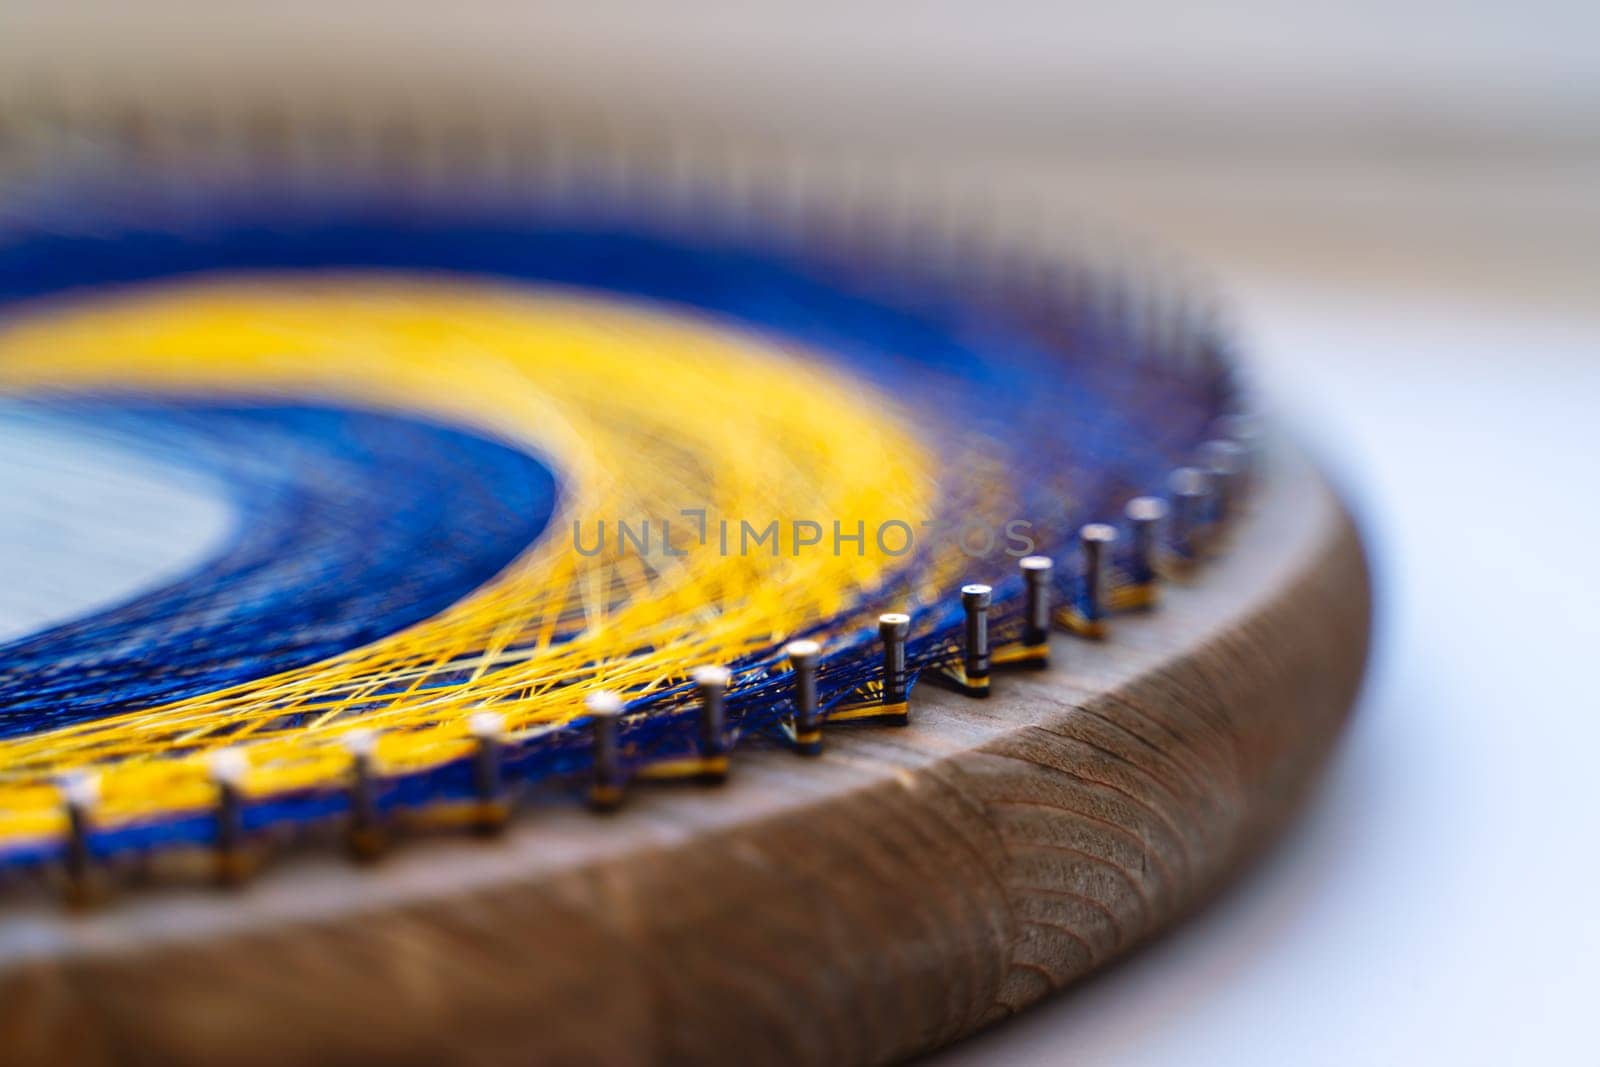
3,3 -> 1597,1062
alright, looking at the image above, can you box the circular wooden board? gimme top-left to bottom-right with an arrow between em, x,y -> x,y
0,437 -> 1369,1065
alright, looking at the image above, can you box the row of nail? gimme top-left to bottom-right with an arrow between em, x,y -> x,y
7,109 -> 1236,385
44,422 -> 1258,906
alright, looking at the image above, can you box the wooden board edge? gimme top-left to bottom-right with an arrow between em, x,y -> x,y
0,441 -> 1372,1065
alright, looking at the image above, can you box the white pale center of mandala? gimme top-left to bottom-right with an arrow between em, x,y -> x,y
0,405 -> 234,644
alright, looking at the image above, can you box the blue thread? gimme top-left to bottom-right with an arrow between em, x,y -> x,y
0,400 -> 558,737
0,170 -> 1238,869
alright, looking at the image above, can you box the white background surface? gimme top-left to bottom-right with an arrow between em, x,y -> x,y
930,155 -> 1600,1063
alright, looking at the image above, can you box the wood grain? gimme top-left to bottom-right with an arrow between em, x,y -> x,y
0,437 -> 1370,1065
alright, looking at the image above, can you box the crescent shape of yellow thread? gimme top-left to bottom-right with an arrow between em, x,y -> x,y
0,276 -> 944,843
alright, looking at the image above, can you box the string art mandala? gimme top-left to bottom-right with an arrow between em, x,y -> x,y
0,150 -> 1250,890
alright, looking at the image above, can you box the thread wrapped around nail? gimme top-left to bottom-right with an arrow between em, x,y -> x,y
586,692 -> 626,811
1199,439 -> 1248,529
1020,557 -> 1053,650
1125,496 -> 1168,603
785,640 -> 824,754
0,132 -> 1254,877
468,712 -> 509,831
210,748 -> 250,883
879,614 -> 912,708
957,584 -> 993,695
343,729 -> 384,860
1076,524 -> 1117,637
59,772 -> 99,904
1168,466 -> 1213,566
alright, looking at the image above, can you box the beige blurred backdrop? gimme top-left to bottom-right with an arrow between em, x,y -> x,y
3,1 -> 1598,154
3,4 -> 1597,1063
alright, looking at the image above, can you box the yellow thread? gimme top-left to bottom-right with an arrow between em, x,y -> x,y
0,276 -> 947,844
1109,583 -> 1159,611
825,701 -> 909,723
637,755 -> 729,781
990,643 -> 1049,666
